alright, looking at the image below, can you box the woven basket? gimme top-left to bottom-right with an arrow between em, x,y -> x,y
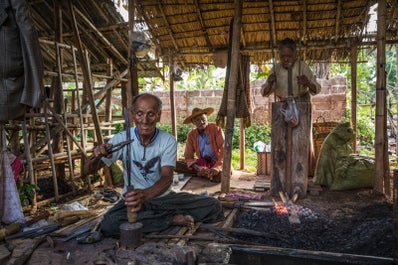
313,116 -> 340,162
313,116 -> 340,135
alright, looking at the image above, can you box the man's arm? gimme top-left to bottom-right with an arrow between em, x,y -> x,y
260,72 -> 276,97
83,144 -> 112,175
124,165 -> 174,213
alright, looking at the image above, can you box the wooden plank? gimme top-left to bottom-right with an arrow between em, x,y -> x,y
271,102 -> 310,197
176,222 -> 202,246
222,208 -> 240,228
253,175 -> 271,191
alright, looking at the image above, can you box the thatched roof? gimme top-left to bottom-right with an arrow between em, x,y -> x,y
137,0 -> 398,68
28,0 -> 398,78
29,0 -> 163,80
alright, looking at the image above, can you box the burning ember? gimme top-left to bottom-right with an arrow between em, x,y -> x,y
272,198 -> 288,215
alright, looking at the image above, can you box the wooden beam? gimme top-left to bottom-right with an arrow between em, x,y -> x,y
73,8 -> 128,65
268,0 -> 277,46
334,0 -> 341,43
221,0 -> 242,193
374,0 -> 388,194
302,0 -> 307,44
67,0 -> 103,148
157,1 -> 186,69
350,45 -> 358,153
194,0 -> 213,50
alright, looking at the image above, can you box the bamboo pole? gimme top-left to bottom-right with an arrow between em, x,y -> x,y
72,47 -> 86,179
43,103 -> 59,201
374,0 -> 389,194
105,58 -> 113,138
239,118 -> 245,170
169,52 -> 177,138
21,121 -> 36,207
394,170 -> 398,264
221,0 -> 242,193
67,0 -> 103,150
396,44 -> 398,167
64,111 -> 75,188
350,45 -> 358,153
45,102 -> 87,157
0,124 -> 4,218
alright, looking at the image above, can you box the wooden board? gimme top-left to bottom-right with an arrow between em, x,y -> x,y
270,102 -> 310,198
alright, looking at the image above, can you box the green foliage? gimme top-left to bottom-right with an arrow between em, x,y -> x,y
112,123 -> 124,134
232,122 -> 271,150
18,184 -> 39,207
232,148 -> 257,172
157,123 -> 192,143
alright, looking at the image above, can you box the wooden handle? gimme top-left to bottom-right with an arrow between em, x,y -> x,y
126,185 -> 137,223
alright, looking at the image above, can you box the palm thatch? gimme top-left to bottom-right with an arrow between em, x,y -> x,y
28,0 -> 398,78
136,0 -> 398,69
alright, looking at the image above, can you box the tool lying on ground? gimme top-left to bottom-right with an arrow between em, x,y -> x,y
62,227 -> 92,242
221,200 -> 274,211
5,223 -> 61,240
0,211 -> 50,241
119,107 -> 143,249
76,230 -> 102,244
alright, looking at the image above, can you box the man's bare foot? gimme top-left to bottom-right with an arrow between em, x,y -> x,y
172,214 -> 194,229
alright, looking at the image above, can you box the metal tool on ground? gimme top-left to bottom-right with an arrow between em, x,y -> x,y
5,223 -> 61,240
221,200 -> 274,212
62,227 -> 91,242
0,211 -> 50,241
119,107 -> 143,249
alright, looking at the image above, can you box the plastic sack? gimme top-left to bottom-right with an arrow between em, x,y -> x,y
280,99 -> 299,128
253,141 -> 266,152
1,150 -> 25,224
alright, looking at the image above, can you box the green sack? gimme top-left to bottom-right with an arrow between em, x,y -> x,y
330,154 -> 375,191
313,122 -> 354,186
110,161 -> 124,186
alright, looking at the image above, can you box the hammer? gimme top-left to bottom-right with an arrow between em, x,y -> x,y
119,107 -> 143,248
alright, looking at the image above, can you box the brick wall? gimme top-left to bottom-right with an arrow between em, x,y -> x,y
154,76 -> 347,125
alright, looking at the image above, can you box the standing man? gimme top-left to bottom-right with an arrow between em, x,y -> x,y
182,107 -> 225,182
261,37 -> 321,102
84,94 -> 224,236
261,38 -> 321,192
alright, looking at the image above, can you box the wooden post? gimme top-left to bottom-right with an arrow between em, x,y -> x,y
105,58 -> 113,138
0,124 -> 4,216
396,44 -> 398,169
127,0 -> 138,110
72,47 -> 87,179
221,0 -> 242,193
21,121 -> 37,212
169,53 -> 177,139
53,0 -> 66,182
350,45 -> 357,153
374,0 -> 389,194
239,118 -> 245,170
43,103 -> 59,201
393,170 -> 398,264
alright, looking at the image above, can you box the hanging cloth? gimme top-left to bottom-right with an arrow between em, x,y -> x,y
216,18 -> 251,129
0,0 -> 44,121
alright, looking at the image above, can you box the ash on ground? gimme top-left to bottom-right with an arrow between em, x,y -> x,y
233,189 -> 393,258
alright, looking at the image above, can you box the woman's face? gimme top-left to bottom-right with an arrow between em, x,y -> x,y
279,47 -> 297,69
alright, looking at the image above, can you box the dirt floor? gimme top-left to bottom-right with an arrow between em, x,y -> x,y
1,170 -> 394,265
